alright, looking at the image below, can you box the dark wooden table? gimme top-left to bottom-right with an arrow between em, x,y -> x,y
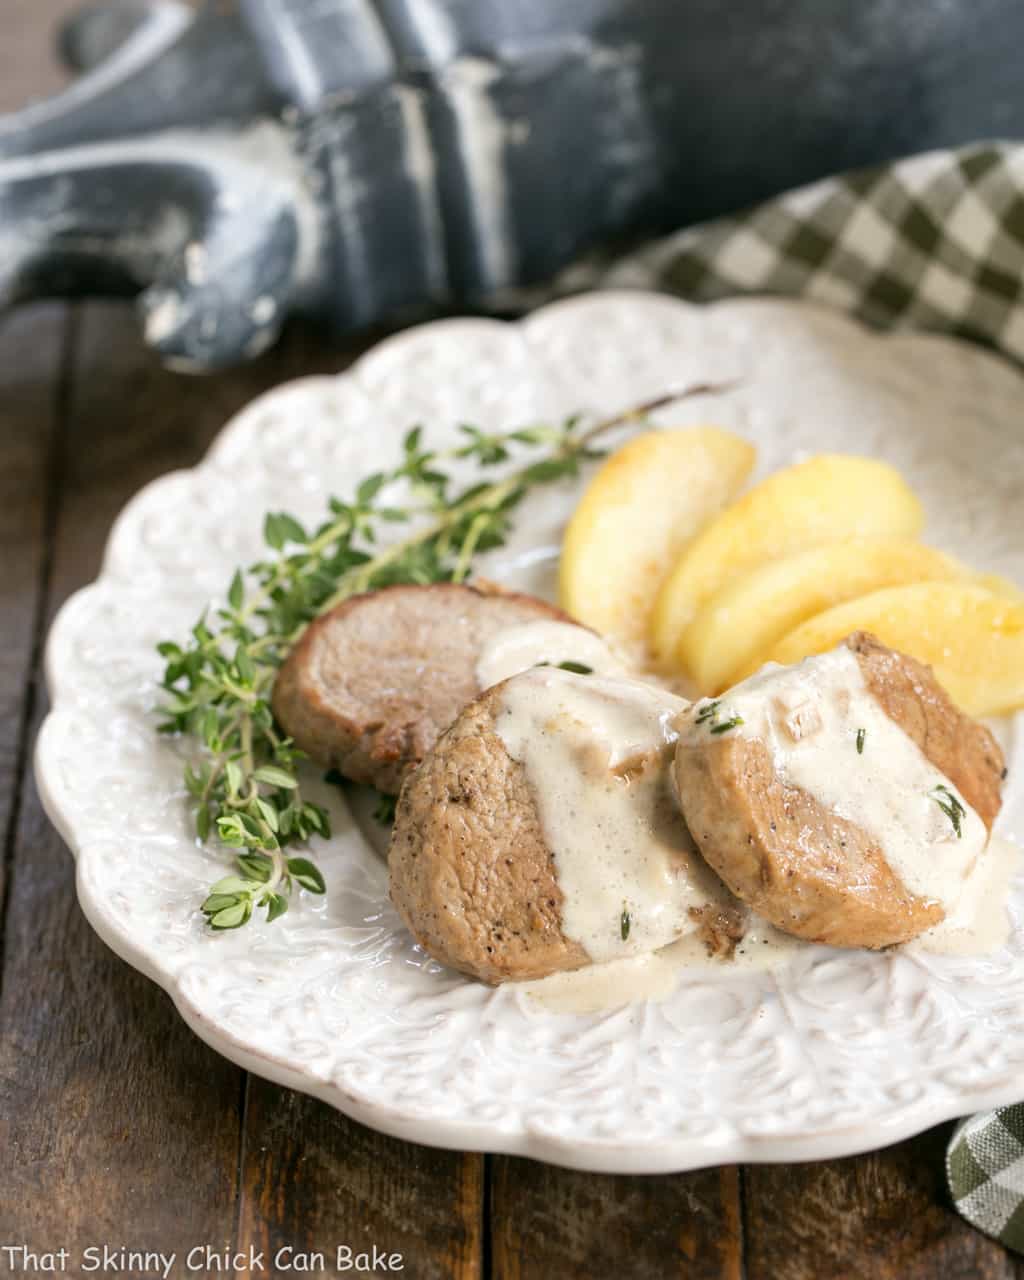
2,8 -> 1023,1279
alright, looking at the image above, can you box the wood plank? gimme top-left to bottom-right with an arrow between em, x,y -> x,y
744,1127 -> 1024,1280
0,305 -> 66,894
489,1158 -> 743,1279
0,303 -> 342,1259
237,1087 -> 484,1280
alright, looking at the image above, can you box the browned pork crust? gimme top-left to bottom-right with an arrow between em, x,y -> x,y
388,684 -> 590,984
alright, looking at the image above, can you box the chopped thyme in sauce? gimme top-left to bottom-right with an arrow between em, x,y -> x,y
534,660 -> 594,675
696,699 -> 744,735
930,783 -> 966,838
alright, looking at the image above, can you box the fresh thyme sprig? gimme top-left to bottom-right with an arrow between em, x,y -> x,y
157,385 -> 731,929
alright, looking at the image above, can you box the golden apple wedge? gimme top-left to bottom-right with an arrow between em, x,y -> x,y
558,427 -> 755,649
649,454 -> 924,666
767,582 -> 1024,717
687,537 -> 962,693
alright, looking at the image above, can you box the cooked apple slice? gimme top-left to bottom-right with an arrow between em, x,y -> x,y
558,427 -> 755,648
687,538 -> 962,692
975,572 -> 1024,602
767,582 -> 1024,717
649,455 -> 924,665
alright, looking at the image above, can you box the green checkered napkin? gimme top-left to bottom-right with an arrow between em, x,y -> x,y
609,141 -> 1024,364
610,140 -> 1024,1248
949,1109 -> 1024,1249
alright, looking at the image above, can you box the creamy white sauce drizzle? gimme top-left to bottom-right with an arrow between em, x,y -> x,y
492,667 -> 733,961
678,648 -> 987,912
519,918 -> 797,1013
911,835 -> 1020,955
519,839 -> 1022,1015
475,620 -> 630,690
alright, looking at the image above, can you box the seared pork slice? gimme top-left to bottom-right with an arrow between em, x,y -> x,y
388,683 -> 590,984
676,734 -> 944,947
389,666 -> 738,984
271,583 -> 574,794
673,633 -> 1004,950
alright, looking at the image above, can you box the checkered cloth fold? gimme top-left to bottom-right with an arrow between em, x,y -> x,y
948,1108 -> 1024,1250
608,141 -> 1024,365
609,140 -> 1024,1249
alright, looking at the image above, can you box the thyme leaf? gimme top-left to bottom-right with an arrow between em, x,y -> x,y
930,784 -> 966,839
695,700 -> 720,725
372,791 -> 398,826
696,699 -> 744,735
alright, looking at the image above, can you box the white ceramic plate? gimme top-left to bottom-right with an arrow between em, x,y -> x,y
36,292 -> 1024,1174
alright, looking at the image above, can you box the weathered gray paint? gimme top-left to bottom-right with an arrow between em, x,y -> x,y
1,0 -> 1022,370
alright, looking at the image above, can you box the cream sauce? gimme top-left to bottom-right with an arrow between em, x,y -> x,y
519,839 -> 1022,1015
677,648 -> 987,912
475,619 -> 630,689
520,919 -> 799,1013
492,667 -> 733,962
911,835 -> 1020,955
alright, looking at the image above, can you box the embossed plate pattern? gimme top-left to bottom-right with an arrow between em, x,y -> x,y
36,293 -> 1024,1172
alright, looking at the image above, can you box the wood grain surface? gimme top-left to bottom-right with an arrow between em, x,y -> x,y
490,1159 -> 743,1280
743,1134 -> 1021,1280
1,5 -> 1022,1278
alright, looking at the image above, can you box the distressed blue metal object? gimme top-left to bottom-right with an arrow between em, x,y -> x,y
1,0 -> 1023,370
